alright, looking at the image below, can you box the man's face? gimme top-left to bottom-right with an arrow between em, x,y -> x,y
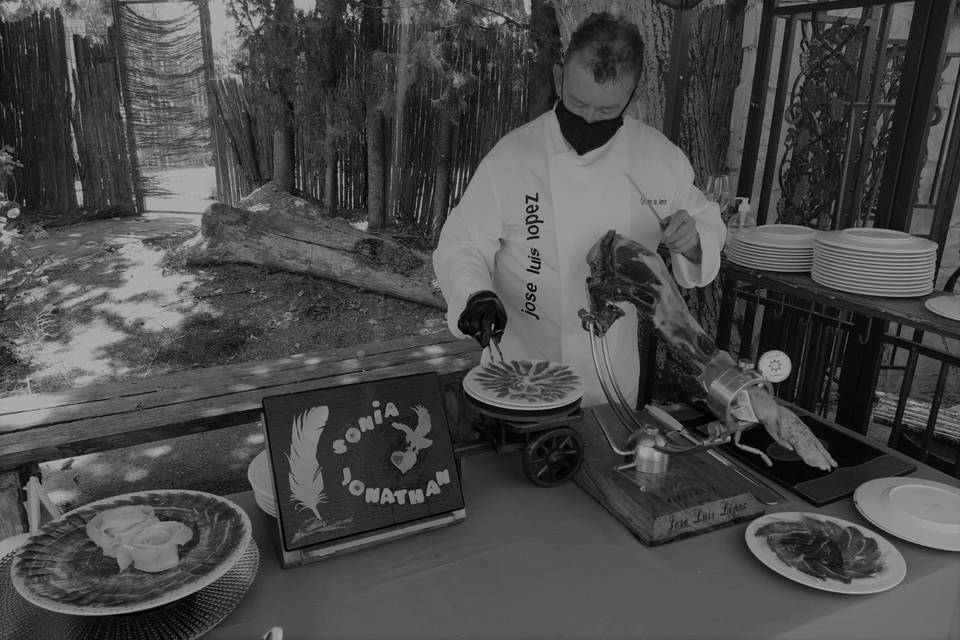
553,52 -> 637,123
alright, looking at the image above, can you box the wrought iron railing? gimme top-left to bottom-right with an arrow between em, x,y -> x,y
723,0 -> 959,474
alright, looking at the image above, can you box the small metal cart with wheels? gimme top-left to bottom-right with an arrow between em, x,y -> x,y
457,393 -> 586,488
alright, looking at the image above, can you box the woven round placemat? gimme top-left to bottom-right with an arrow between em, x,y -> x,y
12,490 -> 251,615
1,540 -> 259,640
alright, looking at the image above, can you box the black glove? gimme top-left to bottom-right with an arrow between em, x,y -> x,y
457,290 -> 506,348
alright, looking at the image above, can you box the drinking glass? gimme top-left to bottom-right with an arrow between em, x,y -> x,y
704,173 -> 733,214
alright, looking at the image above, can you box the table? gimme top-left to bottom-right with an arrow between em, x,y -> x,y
207,422 -> 960,639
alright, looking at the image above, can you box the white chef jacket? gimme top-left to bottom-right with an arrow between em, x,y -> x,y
433,109 -> 725,408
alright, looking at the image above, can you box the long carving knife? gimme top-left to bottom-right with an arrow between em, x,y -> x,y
625,172 -> 668,229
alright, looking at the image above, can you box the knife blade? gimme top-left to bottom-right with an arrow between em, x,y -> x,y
625,172 -> 668,228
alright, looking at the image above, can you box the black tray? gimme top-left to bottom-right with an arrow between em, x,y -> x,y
688,406 -> 916,506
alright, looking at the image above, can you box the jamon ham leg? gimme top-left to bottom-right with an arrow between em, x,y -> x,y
579,231 -> 837,471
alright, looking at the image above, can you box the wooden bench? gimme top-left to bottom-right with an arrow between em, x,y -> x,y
0,332 -> 480,537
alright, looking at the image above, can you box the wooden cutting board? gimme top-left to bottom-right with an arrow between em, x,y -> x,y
574,405 -> 765,546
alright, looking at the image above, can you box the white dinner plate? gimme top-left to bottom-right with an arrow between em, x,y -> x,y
817,228 -> 938,254
462,360 -> 583,411
753,224 -> 818,238
727,246 -> 813,261
726,258 -> 812,273
924,295 -> 960,321
736,225 -> 817,249
727,250 -> 813,264
254,492 -> 277,518
726,248 -> 812,270
812,272 -> 933,297
247,450 -> 275,496
810,269 -> 934,288
732,238 -> 814,253
853,477 -> 960,551
810,270 -> 931,287
745,512 -> 906,594
812,254 -> 936,274
728,249 -> 813,262
814,242 -> 936,257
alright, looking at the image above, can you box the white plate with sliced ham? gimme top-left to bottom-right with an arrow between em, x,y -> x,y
746,512 -> 906,594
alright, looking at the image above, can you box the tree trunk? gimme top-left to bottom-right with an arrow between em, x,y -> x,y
431,118 -> 454,239
387,11 -> 413,223
272,106 -> 295,192
190,183 -> 444,309
527,0 -> 562,121
366,108 -> 386,229
323,100 -> 337,216
270,0 -> 296,193
363,0 -> 386,229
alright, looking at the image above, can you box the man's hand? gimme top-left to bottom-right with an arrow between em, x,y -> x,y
661,209 -> 702,263
457,290 -> 506,348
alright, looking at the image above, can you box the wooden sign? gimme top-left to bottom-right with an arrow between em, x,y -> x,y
575,405 -> 764,546
261,373 -> 465,566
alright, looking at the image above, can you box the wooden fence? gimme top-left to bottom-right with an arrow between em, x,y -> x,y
72,30 -> 136,211
0,11 -> 77,212
213,23 -> 530,235
0,11 -> 135,215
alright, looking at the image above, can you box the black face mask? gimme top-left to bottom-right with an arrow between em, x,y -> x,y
555,83 -> 636,156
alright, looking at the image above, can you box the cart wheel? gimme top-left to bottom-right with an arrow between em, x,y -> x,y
522,427 -> 584,487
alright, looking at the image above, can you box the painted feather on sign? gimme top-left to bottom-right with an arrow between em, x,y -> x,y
286,406 -> 328,522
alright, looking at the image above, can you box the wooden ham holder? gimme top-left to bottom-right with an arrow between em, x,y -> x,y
574,404 -> 765,546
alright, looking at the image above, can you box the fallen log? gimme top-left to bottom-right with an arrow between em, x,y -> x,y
184,183 -> 445,309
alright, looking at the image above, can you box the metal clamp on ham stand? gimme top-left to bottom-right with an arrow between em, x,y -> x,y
581,318 -> 773,476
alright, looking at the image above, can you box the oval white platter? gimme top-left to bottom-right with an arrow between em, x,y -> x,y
745,512 -> 906,594
10,490 -> 252,616
854,477 -> 960,552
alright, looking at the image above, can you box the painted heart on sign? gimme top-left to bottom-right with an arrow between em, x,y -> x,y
390,449 -> 417,474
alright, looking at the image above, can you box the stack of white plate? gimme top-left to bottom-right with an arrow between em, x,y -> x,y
725,224 -> 816,272
813,228 -> 936,297
247,450 -> 277,518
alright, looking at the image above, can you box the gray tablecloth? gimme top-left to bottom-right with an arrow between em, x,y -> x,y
207,449 -> 960,640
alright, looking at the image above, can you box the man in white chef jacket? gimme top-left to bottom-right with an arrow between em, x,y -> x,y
434,12 -> 725,408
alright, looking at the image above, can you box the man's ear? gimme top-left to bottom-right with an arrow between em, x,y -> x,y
553,64 -> 563,100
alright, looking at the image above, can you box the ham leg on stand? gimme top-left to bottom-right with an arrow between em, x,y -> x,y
578,231 -> 837,471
